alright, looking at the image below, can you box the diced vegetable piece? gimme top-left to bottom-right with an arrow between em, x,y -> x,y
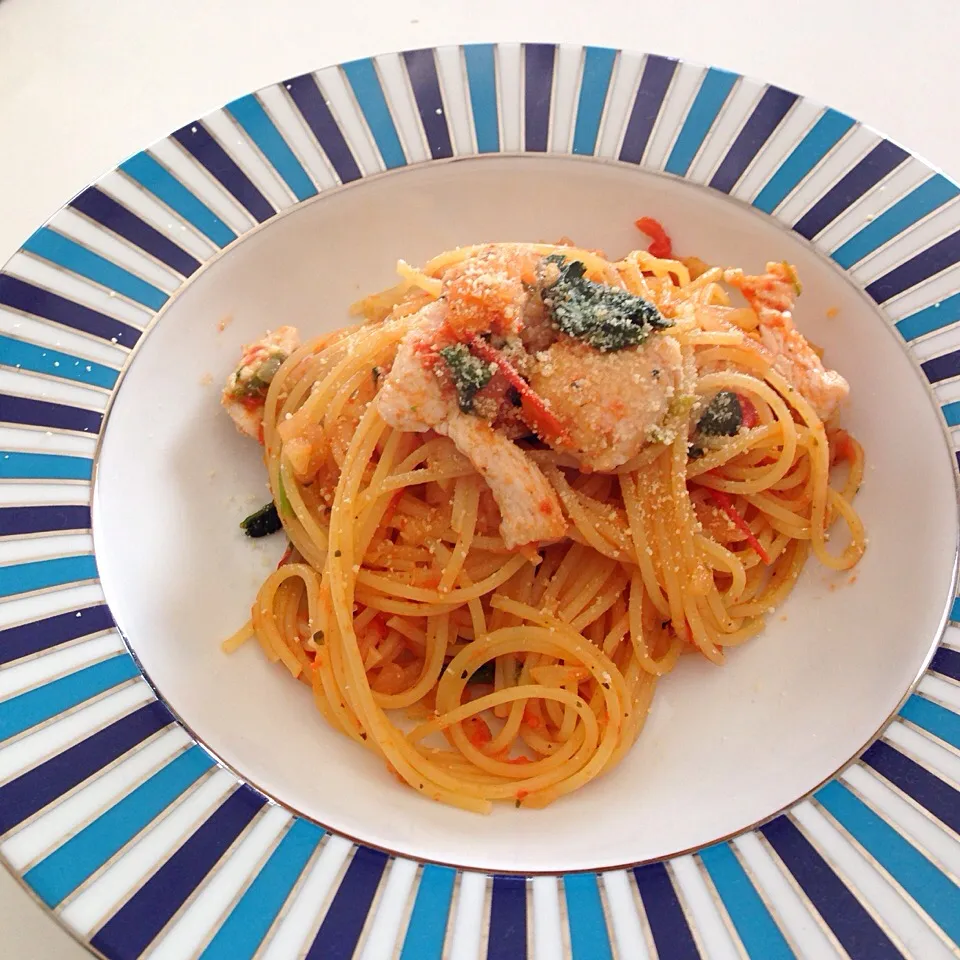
698,391 -> 742,437
241,502 -> 282,538
706,489 -> 771,565
540,255 -> 672,352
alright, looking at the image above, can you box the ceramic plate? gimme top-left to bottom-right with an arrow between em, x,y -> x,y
1,44 -> 959,960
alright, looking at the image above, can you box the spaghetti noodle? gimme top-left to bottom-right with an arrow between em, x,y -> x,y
221,223 -> 865,812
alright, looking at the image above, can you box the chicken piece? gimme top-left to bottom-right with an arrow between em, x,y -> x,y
376,305 -> 565,548
527,335 -> 685,471
222,326 -> 300,440
725,263 -> 848,420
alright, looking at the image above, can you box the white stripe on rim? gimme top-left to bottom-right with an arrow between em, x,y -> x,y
530,875 -> 563,960
259,833 -> 353,959
148,140 -> 254,237
732,831 -> 845,959
918,674 -> 960,711
773,125 -> 880,227
840,764 -> 960,877
600,870 -> 651,960
147,804 -> 292,960
447,870 -> 487,960
595,51 -> 643,161
669,855 -> 740,959
0,586 -> 107,634
375,53 -> 429,165
314,67 -> 383,177
95,171 -> 218,263
357,856 -> 419,960
0,682 -> 153,785
258,85 -> 337,191
644,61 -> 705,172
434,47 -> 474,157
59,768 -> 235,935
0,533 -> 93,566
795,800 -> 951,959
1,728 -> 191,870
733,98 -> 825,205
498,43 -> 523,154
0,631 -> 122,701
3,255 -> 151,328
685,78 -> 764,186
44,211 -> 183,293
200,110 -> 294,211
548,45 -> 582,156
884,720 -> 960,784
882,260 -> 960,322
0,309 -> 128,367
0,426 -> 99,458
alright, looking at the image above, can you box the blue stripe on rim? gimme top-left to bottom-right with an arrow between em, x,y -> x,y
0,699 -> 174,835
0,554 -> 99,599
305,846 -> 389,960
524,44 -> 555,153
571,47 -> 617,157
699,843 -> 794,959
793,140 -> 910,240
710,86 -> 798,194
0,504 -> 92,540
90,785 -> 267,959
463,44 -> 500,154
940,401 -> 960,427
759,815 -> 903,959
172,124 -> 275,223
21,228 -> 169,311
399,864 -> 456,960
25,744 -> 215,908
832,174 -> 959,268
341,59 -> 407,170
632,862 -> 699,959
921,348 -> 960,383
284,74 -> 362,183
816,780 -> 960,943
752,108 -> 855,213
863,741 -> 960,835
950,596 -> 960,623
665,67 -> 738,177
0,334 -> 119,389
0,451 -> 93,481
0,654 -> 138,743
70,186 -> 202,277
488,875 -> 527,960
563,873 -> 613,960
867,228 -> 960,304
119,153 -> 237,248
402,50 -> 454,161
226,95 -> 318,202
0,393 -> 102,434
619,55 -> 677,165
899,695 -> 960,749
11,609 -> 108,663
0,274 -> 141,346
929,646 -> 960,681
199,818 -> 324,960
897,290 -> 960,341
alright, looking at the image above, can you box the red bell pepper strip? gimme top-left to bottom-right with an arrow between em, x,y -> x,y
737,393 -> 759,429
635,216 -> 673,259
706,488 -> 772,565
467,336 -> 569,444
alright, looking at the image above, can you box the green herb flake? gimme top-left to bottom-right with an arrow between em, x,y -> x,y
540,255 -> 672,352
240,502 -> 282,538
697,391 -> 742,437
439,343 -> 493,413
276,472 -> 292,516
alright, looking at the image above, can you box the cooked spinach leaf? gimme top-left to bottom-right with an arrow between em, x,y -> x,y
240,502 -> 282,538
439,343 -> 493,413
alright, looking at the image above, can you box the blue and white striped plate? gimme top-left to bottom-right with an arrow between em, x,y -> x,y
1,43 -> 960,959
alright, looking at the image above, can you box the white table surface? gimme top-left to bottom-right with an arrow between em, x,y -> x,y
0,0 -> 958,955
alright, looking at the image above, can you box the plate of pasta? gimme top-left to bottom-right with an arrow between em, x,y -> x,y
4,44 -> 960,960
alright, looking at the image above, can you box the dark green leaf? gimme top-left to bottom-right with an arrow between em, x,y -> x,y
439,343 -> 493,413
698,391 -> 742,437
240,502 -> 282,538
